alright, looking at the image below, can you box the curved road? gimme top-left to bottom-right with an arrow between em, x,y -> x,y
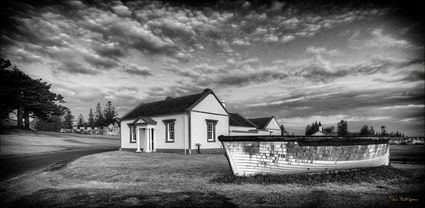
0,147 -> 118,182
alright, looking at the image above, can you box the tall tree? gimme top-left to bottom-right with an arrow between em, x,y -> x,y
280,124 -> 286,136
337,120 -> 348,136
77,114 -> 84,128
323,126 -> 335,134
95,102 -> 104,127
0,58 -> 65,129
369,126 -> 375,136
103,100 -> 118,125
88,108 -> 95,128
34,115 -> 63,132
305,125 -> 311,136
380,126 -> 387,136
359,125 -> 370,136
63,108 -> 74,129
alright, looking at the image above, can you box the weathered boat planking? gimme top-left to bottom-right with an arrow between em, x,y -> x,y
218,136 -> 390,176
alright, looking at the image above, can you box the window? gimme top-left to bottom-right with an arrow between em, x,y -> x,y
206,120 -> 217,142
130,125 -> 136,143
163,119 -> 176,143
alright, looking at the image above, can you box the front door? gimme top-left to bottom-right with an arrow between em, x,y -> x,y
139,128 -> 145,151
139,128 -> 155,152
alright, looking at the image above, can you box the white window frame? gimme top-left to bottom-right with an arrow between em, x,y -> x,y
130,125 -> 136,143
206,120 -> 217,142
163,119 -> 176,143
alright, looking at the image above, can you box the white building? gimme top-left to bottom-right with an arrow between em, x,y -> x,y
247,116 -> 282,136
312,125 -> 328,136
229,113 -> 259,136
120,89 -> 229,154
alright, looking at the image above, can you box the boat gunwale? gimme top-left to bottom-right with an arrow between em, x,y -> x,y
218,135 -> 390,146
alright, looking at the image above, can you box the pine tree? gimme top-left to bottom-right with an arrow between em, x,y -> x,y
95,102 -> 104,127
359,125 -> 370,136
324,126 -> 335,134
369,126 -> 375,136
280,125 -> 286,136
77,114 -> 84,128
380,126 -> 387,136
63,108 -> 74,129
103,100 -> 118,125
305,125 -> 311,136
88,108 -> 95,128
337,120 -> 348,136
1,59 -> 65,129
34,115 -> 63,131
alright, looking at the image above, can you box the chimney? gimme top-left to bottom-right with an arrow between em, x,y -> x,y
318,125 -> 323,132
221,100 -> 226,108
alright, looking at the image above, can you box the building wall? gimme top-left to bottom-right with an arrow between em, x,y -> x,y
191,94 -> 227,115
120,114 -> 188,150
230,126 -> 280,136
152,114 -> 187,150
265,118 -> 281,135
190,111 -> 229,150
256,130 -> 274,136
229,126 -> 258,136
120,119 -> 136,149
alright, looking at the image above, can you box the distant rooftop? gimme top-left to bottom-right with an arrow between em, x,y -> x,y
229,113 -> 257,128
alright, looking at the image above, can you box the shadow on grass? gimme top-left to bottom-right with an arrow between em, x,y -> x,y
210,166 -> 413,185
4,189 -> 238,208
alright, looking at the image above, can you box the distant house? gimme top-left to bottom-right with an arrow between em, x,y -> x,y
104,122 -> 120,136
312,125 -> 327,136
248,116 -> 282,136
120,89 -> 229,154
311,125 -> 336,136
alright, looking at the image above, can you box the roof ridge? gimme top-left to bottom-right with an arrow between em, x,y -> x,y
248,116 -> 274,120
120,89 -> 214,121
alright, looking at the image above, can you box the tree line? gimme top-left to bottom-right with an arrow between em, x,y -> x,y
1,58 -> 119,132
305,120 -> 407,137
76,101 -> 119,129
305,121 -> 336,136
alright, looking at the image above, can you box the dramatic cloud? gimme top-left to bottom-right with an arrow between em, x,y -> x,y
121,64 -> 153,76
1,0 -> 423,136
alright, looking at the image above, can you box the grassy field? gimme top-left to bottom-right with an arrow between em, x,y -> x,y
0,130 -> 120,156
390,145 -> 425,163
1,151 -> 424,207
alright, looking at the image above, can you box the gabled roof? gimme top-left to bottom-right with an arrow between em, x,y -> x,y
248,117 -> 275,129
121,89 -> 227,120
229,113 -> 257,128
312,131 -> 328,136
130,117 -> 157,125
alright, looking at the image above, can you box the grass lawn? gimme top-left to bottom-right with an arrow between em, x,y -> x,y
1,151 -> 424,207
0,130 -> 119,156
390,145 -> 425,162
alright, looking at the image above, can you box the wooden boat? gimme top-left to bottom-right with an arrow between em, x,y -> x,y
218,136 -> 390,176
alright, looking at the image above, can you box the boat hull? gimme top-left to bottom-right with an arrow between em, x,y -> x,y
221,139 -> 390,176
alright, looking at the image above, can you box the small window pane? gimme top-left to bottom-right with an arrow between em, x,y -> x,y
131,126 -> 136,143
166,122 -> 175,142
207,122 -> 215,142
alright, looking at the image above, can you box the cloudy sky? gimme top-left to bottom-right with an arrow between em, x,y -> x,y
1,0 -> 424,136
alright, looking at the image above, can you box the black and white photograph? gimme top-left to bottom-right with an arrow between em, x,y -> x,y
0,0 -> 424,207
